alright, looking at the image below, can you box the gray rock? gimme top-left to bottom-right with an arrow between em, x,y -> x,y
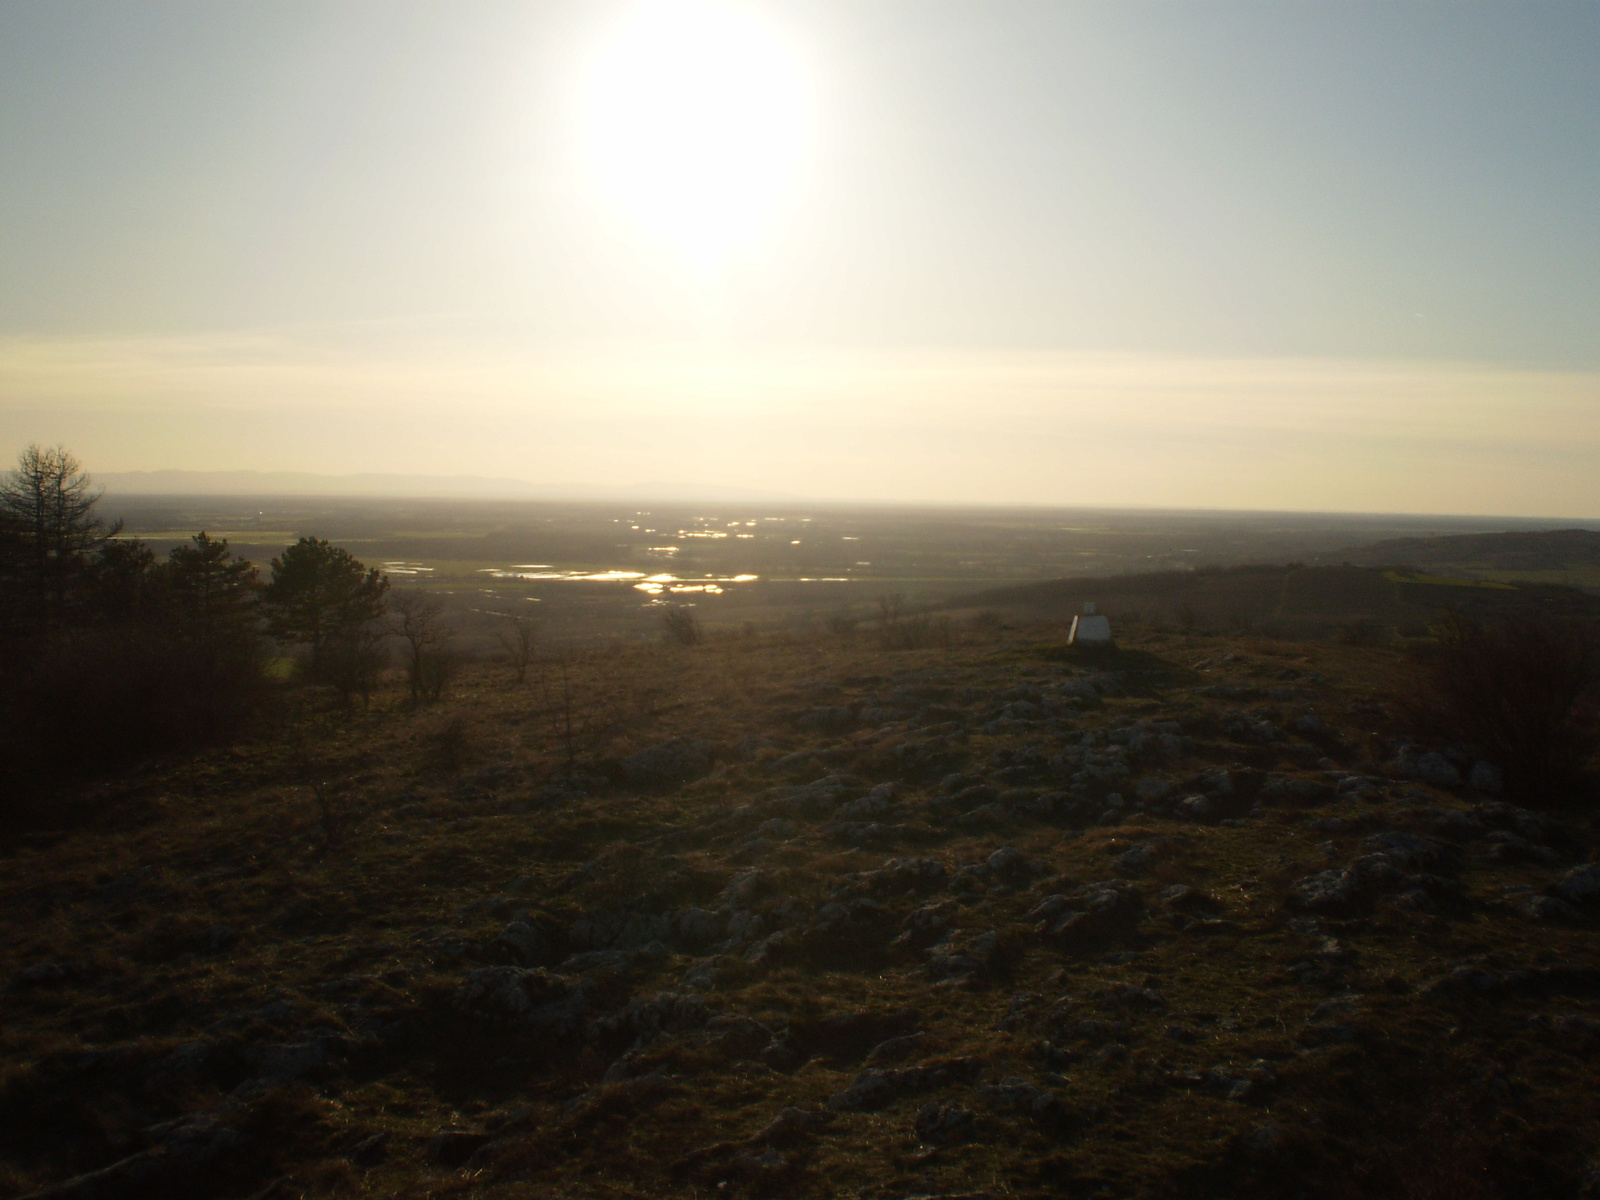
980,1076 -> 1063,1120
1516,894 -> 1582,923
1178,794 -> 1215,820
452,967 -> 586,1032
1098,983 -> 1166,1011
756,1106 -> 833,1145
1288,868 -> 1362,913
1361,832 -> 1453,870
924,930 -> 1003,983
827,1058 -> 981,1110
1260,776 -> 1336,806
1135,777 -> 1175,803
679,954 -> 730,991
20,1116 -> 248,1200
1393,749 -> 1461,788
913,1100 -> 975,1145
10,961 -> 73,988
1482,830 -> 1557,864
765,750 -> 824,776
1468,761 -> 1503,793
491,920 -> 551,965
1239,1123 -> 1288,1155
429,1131 -> 492,1166
893,901 -> 957,951
1028,881 -> 1144,943
348,1131 -> 390,1167
571,907 -> 671,951
672,907 -> 727,950
865,1033 -> 925,1065
826,1068 -> 896,1110
1552,864 -> 1600,908
1114,839 -> 1167,876
620,737 -> 713,787
593,991 -> 712,1047
244,1039 -> 329,1082
838,785 -> 895,818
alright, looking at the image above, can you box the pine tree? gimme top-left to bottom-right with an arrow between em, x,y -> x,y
262,537 -> 388,673
166,532 -> 261,640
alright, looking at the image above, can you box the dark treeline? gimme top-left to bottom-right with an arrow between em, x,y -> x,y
0,446 -> 395,800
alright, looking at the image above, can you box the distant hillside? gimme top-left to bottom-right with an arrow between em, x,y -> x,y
959,563 -> 1599,637
95,469 -> 798,503
1322,528 -> 1600,571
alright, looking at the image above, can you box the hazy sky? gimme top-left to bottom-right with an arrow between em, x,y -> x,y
2,1 -> 1598,514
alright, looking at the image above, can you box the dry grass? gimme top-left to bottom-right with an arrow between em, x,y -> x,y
0,623 -> 1596,1198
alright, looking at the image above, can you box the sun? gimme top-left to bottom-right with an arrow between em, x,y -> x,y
580,0 -> 812,268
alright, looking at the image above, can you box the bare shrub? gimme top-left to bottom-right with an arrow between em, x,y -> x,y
881,613 -> 953,651
1405,613 -> 1600,804
418,643 -> 465,703
496,612 -> 537,684
389,590 -> 453,703
874,592 -> 951,649
1,627 -> 271,788
534,646 -> 680,772
1339,617 -> 1389,647
311,782 -> 349,849
661,605 -> 703,646
825,613 -> 859,636
427,715 -> 476,774
317,626 -> 387,710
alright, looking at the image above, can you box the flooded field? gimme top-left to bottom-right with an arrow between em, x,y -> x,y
103,493 -> 1584,645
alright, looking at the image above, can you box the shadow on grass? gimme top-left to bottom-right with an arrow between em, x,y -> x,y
1030,643 -> 1199,691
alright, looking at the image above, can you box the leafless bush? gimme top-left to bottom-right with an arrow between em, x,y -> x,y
825,613 -> 859,636
873,592 -> 951,650
311,782 -> 349,848
389,590 -> 453,703
534,646 -> 680,772
426,715 -> 476,774
1339,617 -> 1389,647
1405,613 -> 1600,804
0,627 -> 271,789
317,625 -> 387,710
418,643 -> 465,703
496,612 -> 537,684
661,605 -> 703,646
880,613 -> 953,651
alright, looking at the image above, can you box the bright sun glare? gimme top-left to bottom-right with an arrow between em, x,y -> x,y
581,0 -> 811,267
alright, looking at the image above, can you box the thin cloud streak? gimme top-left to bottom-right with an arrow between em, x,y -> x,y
1,330 -> 1596,517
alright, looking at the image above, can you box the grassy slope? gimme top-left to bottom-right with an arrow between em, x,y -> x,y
962,565 -> 1600,638
1328,530 -> 1600,572
0,624 -> 1597,1200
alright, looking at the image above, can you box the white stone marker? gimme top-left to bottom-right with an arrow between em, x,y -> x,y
1068,601 -> 1113,646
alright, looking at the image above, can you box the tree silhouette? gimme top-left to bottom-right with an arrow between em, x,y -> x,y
0,444 -> 118,629
167,532 -> 260,640
262,537 -> 388,673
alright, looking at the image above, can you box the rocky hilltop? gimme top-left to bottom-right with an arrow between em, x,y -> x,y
1,625 -> 1596,1199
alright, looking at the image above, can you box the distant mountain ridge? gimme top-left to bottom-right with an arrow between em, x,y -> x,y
95,470 -> 797,503
1321,528 -> 1600,570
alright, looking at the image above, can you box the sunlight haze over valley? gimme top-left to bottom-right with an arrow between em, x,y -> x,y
2,1 -> 1598,516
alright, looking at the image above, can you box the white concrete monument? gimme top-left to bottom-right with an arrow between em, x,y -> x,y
1068,601 -> 1112,646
